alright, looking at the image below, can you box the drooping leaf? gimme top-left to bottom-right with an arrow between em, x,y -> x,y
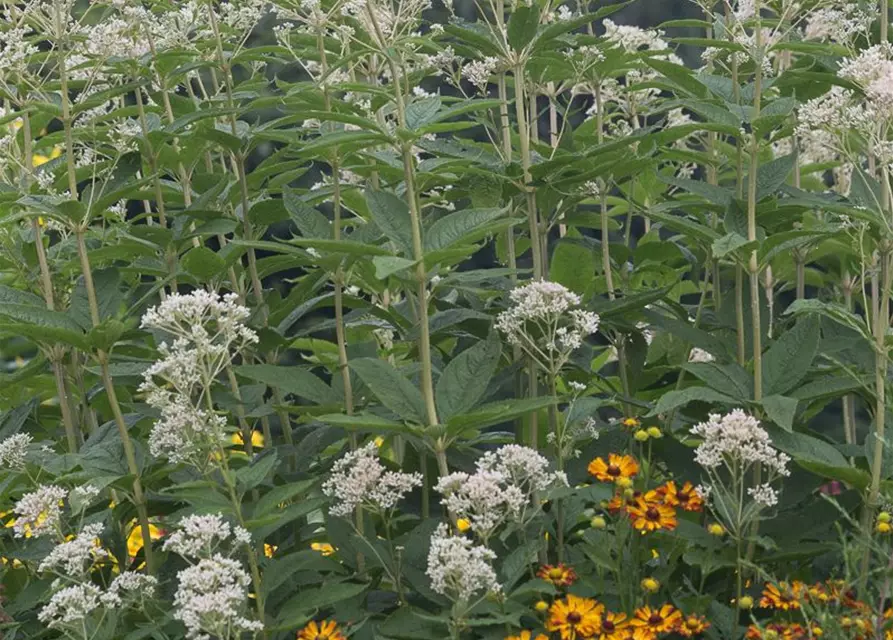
762,314 -> 820,396
435,332 -> 502,420
350,358 -> 427,423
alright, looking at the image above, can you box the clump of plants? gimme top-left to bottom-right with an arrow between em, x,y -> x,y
1,0 -> 893,638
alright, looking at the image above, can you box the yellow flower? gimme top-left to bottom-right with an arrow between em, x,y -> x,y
878,521 -> 892,534
297,620 -> 345,640
590,516 -> 607,529
634,429 -> 649,442
232,430 -> 264,448
621,417 -> 641,429
708,523 -> 726,536
505,632 -> 549,640
534,600 -> 550,613
641,577 -> 660,593
630,604 -> 681,640
737,596 -> 754,610
264,543 -> 277,558
32,146 -> 63,168
627,496 -> 677,533
588,454 -> 639,483
537,563 -> 577,587
374,436 -> 384,447
546,595 -> 604,640
456,518 -> 471,533
127,521 -> 164,559
311,542 -> 335,556
646,426 -> 663,439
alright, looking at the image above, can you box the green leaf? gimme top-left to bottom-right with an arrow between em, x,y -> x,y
424,207 -> 507,251
0,305 -> 87,349
648,387 -> 737,416
646,58 -> 708,98
350,358 -> 427,423
365,189 -> 414,256
445,396 -> 556,434
507,4 -> 540,51
372,255 -> 416,279
181,246 -> 225,280
406,96 -> 442,129
712,232 -> 752,258
274,582 -> 368,630
761,395 -> 798,431
767,427 -> 848,468
762,315 -> 819,396
684,362 -> 753,400
550,240 -> 595,294
754,153 -> 796,200
236,364 -> 339,405
660,176 -> 733,206
253,478 -> 316,518
284,187 -> 331,238
318,412 -> 416,434
435,332 -> 502,420
235,452 -> 278,491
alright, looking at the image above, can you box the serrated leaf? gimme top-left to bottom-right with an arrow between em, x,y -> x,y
762,315 -> 819,396
181,246 -> 225,280
424,207 -> 507,251
236,364 -> 339,405
435,332 -> 501,420
550,240 -> 595,294
507,4 -> 540,51
372,255 -> 416,279
350,358 -> 427,423
648,387 -> 736,416
284,188 -> 331,238
365,189 -> 414,256
762,395 -> 798,431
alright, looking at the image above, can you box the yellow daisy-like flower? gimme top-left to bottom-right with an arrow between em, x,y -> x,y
311,542 -> 335,556
588,454 -> 639,483
546,594 -> 604,640
626,496 -> 677,533
759,581 -> 804,610
676,614 -> 710,637
537,563 -> 577,587
621,417 -> 641,429
264,543 -> 277,558
658,481 -> 704,512
297,619 -> 345,640
593,611 -> 629,640
630,604 -> 682,640
232,430 -> 265,448
505,632 -> 549,640
126,521 -> 164,559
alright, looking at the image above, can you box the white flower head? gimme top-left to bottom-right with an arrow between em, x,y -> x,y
691,409 -> 790,477
39,523 -> 107,575
426,523 -> 500,604
163,513 -> 250,560
0,433 -> 32,469
38,584 -> 102,629
322,442 -> 422,517
12,484 -> 67,538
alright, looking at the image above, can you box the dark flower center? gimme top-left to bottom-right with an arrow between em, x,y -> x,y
648,614 -> 663,625
646,507 -> 661,520
678,491 -> 690,502
607,465 -> 621,476
603,621 -> 615,632
567,612 -> 582,624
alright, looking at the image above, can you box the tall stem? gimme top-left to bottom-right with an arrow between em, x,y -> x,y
76,231 -> 156,575
514,63 -> 544,279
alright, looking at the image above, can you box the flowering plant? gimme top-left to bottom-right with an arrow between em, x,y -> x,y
0,0 -> 891,639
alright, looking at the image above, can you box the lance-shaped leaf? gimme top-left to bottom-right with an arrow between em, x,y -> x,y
350,358 -> 427,423
436,332 -> 502,420
365,189 -> 415,257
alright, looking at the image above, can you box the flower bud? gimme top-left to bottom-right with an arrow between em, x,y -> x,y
634,429 -> 649,442
646,426 -> 662,438
615,476 -> 633,489
590,516 -> 607,529
737,596 -> 754,610
640,577 -> 660,593
707,523 -> 725,537
623,487 -> 635,499
534,600 -> 549,613
879,511 -> 892,523
877,521 -> 892,534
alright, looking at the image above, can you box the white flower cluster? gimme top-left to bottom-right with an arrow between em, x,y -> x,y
163,514 -> 251,560
435,445 -> 563,540
426,523 -> 500,604
38,584 -> 102,629
496,280 -> 599,373
476,444 -> 567,495
748,482 -> 779,508
603,19 -> 669,52
0,432 -> 31,469
140,291 -> 258,465
838,44 -> 893,116
173,555 -> 264,640
322,442 -> 423,517
805,3 -> 872,45
691,409 -> 790,477
39,523 -> 107,575
462,57 -> 499,91
688,347 -> 715,363
106,571 -> 158,605
12,484 -> 67,538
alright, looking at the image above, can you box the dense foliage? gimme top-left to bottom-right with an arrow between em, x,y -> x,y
1,0 -> 893,639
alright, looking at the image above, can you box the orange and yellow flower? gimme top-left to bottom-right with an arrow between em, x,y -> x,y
297,619 -> 345,640
505,632 -> 549,640
588,454 -> 639,483
630,605 -> 681,640
677,614 -> 710,637
760,581 -> 805,610
546,594 -> 604,639
627,496 -> 677,532
537,563 -> 577,587
126,521 -> 164,560
621,417 -> 641,429
593,611 -> 629,640
658,481 -> 703,512
311,542 -> 336,556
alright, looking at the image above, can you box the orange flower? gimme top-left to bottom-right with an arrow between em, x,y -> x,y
760,581 -> 805,610
676,614 -> 710,637
547,594 -> 604,639
593,611 -> 629,640
589,454 -> 639,483
537,563 -> 577,587
630,605 -> 681,640
627,496 -> 677,533
505,632 -> 549,640
297,620 -> 345,640
607,491 -> 640,514
658,481 -> 703,512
